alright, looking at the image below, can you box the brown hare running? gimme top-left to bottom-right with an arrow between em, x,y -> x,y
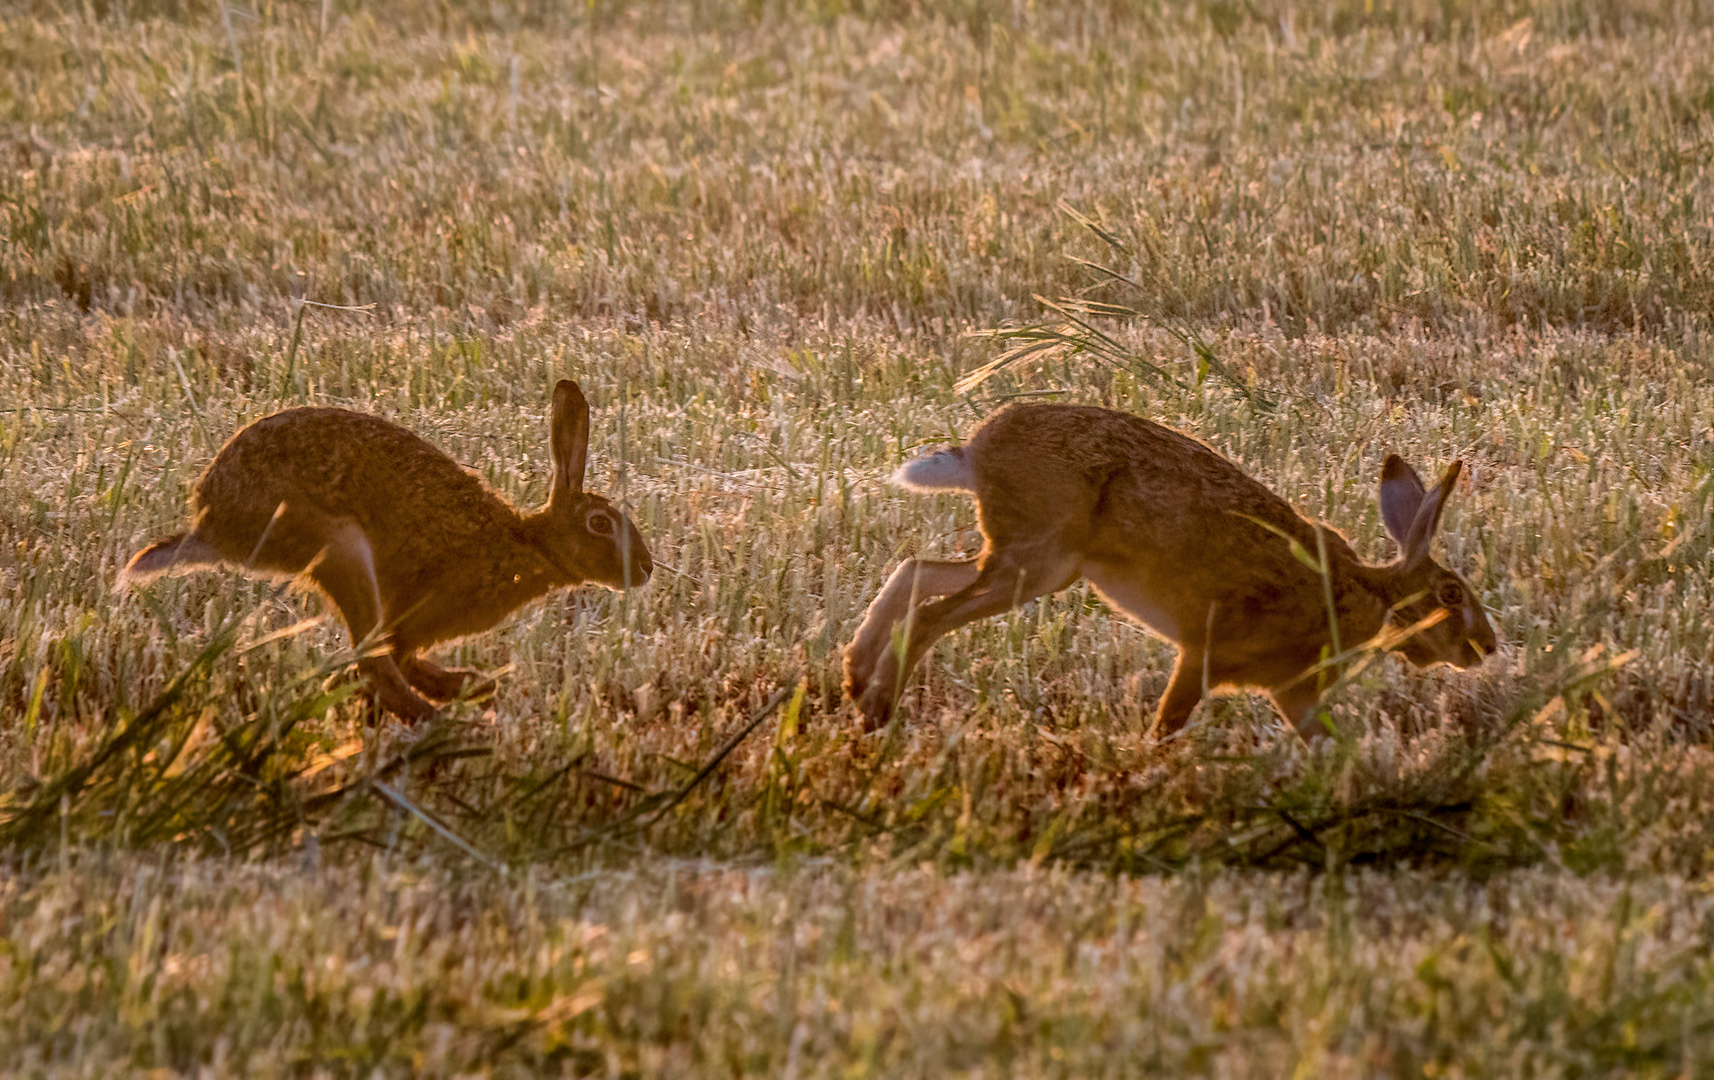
122,380 -> 652,721
843,403 -> 1496,736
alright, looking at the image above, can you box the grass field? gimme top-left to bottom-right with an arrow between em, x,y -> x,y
5,0 -> 1714,1074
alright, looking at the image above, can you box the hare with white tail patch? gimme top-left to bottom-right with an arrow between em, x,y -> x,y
843,403 -> 1496,736
122,380 -> 652,721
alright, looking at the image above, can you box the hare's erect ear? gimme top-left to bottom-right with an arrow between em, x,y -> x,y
1381,455 -> 1462,568
1384,459 -> 1462,569
551,380 -> 590,499
1402,461 -> 1463,566
1379,455 -> 1426,546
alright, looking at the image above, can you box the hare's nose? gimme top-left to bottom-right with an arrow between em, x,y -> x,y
624,540 -> 653,584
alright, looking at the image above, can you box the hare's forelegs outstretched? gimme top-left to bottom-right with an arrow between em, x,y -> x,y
306,521 -> 438,723
1153,649 -> 1208,737
1155,653 -> 1332,741
399,655 -> 496,703
1155,650 -> 1333,740
849,549 -> 1080,728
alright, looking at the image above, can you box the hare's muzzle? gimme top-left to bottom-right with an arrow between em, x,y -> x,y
1455,620 -> 1499,667
615,529 -> 653,587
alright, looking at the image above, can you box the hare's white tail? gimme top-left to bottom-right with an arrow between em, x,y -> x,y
119,533 -> 223,587
891,447 -> 974,492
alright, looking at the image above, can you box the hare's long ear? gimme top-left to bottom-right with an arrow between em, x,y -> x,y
551,380 -> 590,501
1379,455 -> 1426,548
1402,461 -> 1462,568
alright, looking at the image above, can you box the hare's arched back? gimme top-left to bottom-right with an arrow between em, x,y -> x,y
844,403 -> 1495,736
123,380 -> 652,721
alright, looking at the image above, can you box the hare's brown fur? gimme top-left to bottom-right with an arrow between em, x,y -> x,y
124,381 -> 651,721
843,403 -> 1496,736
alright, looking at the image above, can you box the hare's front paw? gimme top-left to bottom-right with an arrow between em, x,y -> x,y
373,683 -> 441,724
403,657 -> 496,703
459,674 -> 499,703
357,656 -> 442,723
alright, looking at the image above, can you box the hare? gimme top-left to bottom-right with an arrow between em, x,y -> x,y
843,403 -> 1496,736
122,380 -> 652,721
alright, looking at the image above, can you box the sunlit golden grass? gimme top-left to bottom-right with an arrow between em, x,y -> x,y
5,0 -> 1714,1073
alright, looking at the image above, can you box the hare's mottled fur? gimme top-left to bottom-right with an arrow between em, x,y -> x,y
123,380 -> 651,721
844,403 -> 1496,736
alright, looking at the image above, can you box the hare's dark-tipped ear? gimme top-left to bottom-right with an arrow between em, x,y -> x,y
1402,460 -> 1463,567
551,380 -> 589,498
1381,457 -> 1462,569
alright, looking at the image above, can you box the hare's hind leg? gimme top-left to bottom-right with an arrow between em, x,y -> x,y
844,558 -> 980,709
849,550 -> 1080,728
400,655 -> 496,703
120,532 -> 225,586
305,521 -> 437,723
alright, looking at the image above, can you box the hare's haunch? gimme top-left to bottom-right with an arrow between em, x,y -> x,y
844,403 -> 1495,736
123,380 -> 652,721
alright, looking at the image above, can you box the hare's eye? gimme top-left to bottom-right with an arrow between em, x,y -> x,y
586,510 -> 616,537
1437,581 -> 1465,607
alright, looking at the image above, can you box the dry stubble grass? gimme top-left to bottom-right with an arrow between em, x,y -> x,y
5,0 -> 1714,1074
